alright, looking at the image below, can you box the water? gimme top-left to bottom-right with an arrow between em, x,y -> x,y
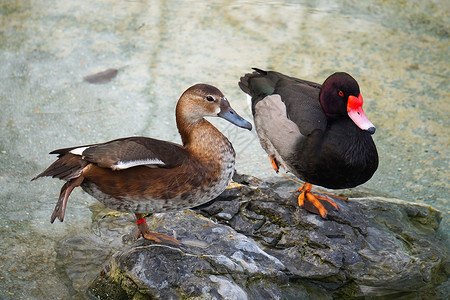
0,0 -> 448,298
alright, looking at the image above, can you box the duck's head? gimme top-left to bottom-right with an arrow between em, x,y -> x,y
319,72 -> 376,134
176,83 -> 252,130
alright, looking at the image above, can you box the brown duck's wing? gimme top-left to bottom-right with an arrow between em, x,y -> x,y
33,137 -> 186,181
76,136 -> 187,170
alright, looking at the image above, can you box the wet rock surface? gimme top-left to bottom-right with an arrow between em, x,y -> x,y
55,175 -> 448,299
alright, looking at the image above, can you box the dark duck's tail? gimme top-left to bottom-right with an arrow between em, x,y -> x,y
238,68 -> 278,115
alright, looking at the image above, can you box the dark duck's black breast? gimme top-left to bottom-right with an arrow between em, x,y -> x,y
239,68 -> 378,218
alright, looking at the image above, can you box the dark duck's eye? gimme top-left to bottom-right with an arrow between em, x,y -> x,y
205,95 -> 215,102
338,90 -> 344,97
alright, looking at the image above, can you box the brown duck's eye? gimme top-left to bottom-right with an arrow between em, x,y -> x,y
338,90 -> 344,97
205,95 -> 215,102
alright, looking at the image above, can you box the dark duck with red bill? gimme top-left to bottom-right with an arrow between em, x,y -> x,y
239,68 -> 378,218
33,84 -> 252,244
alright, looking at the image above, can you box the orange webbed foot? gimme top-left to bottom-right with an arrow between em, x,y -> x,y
297,183 -> 340,218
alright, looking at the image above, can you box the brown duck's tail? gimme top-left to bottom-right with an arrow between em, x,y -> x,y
32,153 -> 88,182
32,152 -> 89,223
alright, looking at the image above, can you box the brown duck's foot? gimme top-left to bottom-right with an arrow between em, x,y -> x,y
135,215 -> 181,245
297,183 -> 339,219
269,157 -> 279,173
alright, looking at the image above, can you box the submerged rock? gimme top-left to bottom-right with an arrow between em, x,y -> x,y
55,175 -> 448,299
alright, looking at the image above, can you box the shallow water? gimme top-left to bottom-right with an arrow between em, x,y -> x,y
0,0 -> 448,298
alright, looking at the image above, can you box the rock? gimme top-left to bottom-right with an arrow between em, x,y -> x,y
55,175 -> 448,299
87,211 -> 295,300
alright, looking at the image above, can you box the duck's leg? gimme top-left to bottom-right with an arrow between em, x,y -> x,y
50,175 -> 84,223
297,183 -> 339,218
269,156 -> 280,173
135,213 -> 181,245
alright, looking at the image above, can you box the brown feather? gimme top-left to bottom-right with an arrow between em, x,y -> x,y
82,137 -> 186,169
32,154 -> 87,181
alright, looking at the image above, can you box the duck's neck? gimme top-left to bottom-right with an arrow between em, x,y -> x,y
177,118 -> 234,158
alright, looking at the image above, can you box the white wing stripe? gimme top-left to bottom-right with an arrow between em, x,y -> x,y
112,158 -> 165,170
69,146 -> 90,156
